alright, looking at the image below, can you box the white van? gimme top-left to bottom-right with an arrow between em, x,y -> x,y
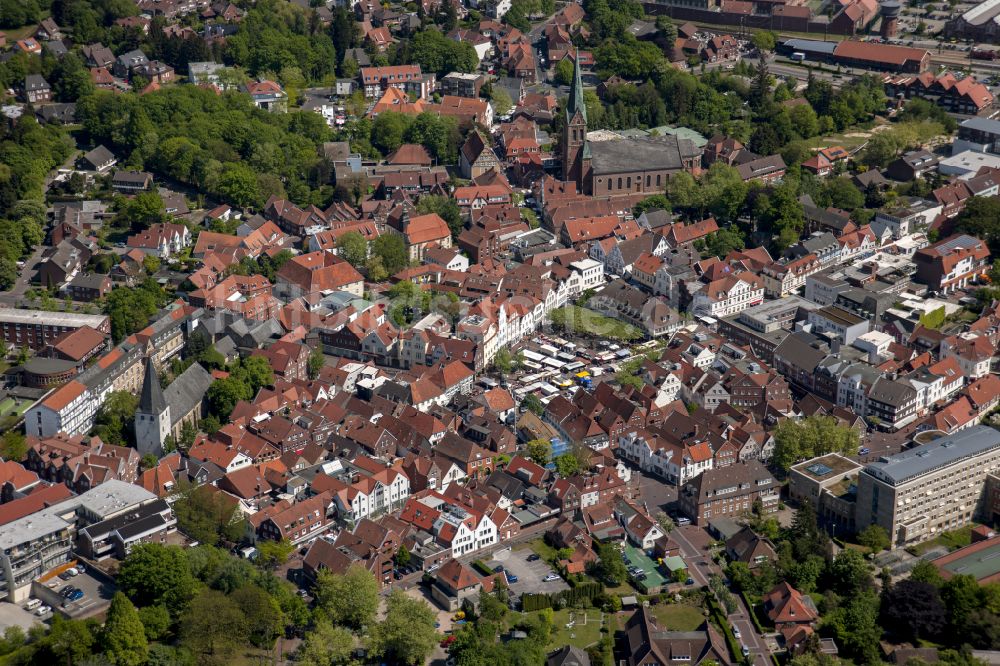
24,598 -> 41,611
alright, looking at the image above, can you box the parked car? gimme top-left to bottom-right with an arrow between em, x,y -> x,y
733,626 -> 742,639
493,565 -> 505,573
35,606 -> 50,616
506,573 -> 519,584
543,573 -> 560,582
742,645 -> 750,657
68,589 -> 84,602
60,585 -> 74,597
858,447 -> 870,455
685,577 -> 695,585
526,554 -> 541,562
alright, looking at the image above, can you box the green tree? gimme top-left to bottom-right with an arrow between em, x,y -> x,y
830,547 -> 873,596
217,163 -> 263,208
910,559 -> 944,587
45,616 -> 96,666
142,254 -> 161,275
102,592 -> 148,666
136,605 -> 171,642
525,439 -> 551,465
956,196 -> 1000,254
490,87 -> 512,116
92,390 -> 139,447
555,57 -> 574,86
554,452 -> 581,477
416,195 -> 462,238
256,539 -> 296,570
941,574 -> 981,629
231,584 -> 284,647
655,511 -> 675,534
206,376 -> 253,421
395,544 -> 411,568
773,415 -> 859,470
494,347 -> 514,373
308,347 -> 325,380
172,482 -> 245,546
751,30 -> 777,52
118,543 -> 196,616
313,565 -> 379,629
522,393 -> 544,416
297,619 -> 355,666
788,104 -> 820,139
336,230 -> 368,267
368,590 -> 438,665
0,430 -> 27,461
180,589 -> 249,666
588,540 -> 628,586
857,524 -> 890,553
371,234 -> 409,275
634,194 -> 671,216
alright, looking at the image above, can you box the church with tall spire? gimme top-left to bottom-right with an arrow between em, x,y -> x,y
560,50 -> 591,189
134,356 -> 214,457
557,50 -> 702,197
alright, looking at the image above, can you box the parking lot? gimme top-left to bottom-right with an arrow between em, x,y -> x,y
623,544 -> 669,591
486,548 -> 569,597
37,568 -> 115,619
0,602 -> 44,631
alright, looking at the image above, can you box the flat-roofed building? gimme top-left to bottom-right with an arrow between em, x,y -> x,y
932,533 -> 1000,584
789,454 -> 862,533
855,425 -> 1000,547
0,308 -> 110,351
0,480 -> 158,602
805,305 -> 870,346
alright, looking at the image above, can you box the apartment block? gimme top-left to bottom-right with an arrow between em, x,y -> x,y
0,309 -> 110,351
0,481 -> 160,602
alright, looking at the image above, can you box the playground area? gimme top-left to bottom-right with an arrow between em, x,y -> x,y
539,608 -> 606,651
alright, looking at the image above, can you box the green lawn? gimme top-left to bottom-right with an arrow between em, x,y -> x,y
804,128 -> 884,152
531,608 -> 605,651
3,24 -> 39,41
0,397 -> 28,417
909,525 -> 977,555
518,538 -> 559,562
651,604 -> 706,631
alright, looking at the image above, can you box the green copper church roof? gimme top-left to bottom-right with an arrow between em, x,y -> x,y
566,50 -> 586,124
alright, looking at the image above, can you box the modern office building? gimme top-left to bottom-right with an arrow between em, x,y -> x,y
855,426 -> 1000,546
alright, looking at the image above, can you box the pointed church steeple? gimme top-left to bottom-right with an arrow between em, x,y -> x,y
139,357 -> 166,414
566,48 -> 587,124
135,356 -> 171,457
561,49 -> 590,188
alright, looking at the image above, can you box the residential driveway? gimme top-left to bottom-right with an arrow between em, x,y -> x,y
486,548 -> 569,597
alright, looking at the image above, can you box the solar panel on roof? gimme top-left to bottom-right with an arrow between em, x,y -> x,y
935,235 -> 977,253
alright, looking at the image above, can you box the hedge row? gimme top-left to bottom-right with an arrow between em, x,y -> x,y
471,560 -> 495,576
521,581 -> 604,611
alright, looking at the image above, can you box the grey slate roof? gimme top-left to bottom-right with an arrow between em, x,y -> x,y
863,425 -> 1000,486
164,362 -> 213,423
139,356 -> 167,414
589,135 -> 700,176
